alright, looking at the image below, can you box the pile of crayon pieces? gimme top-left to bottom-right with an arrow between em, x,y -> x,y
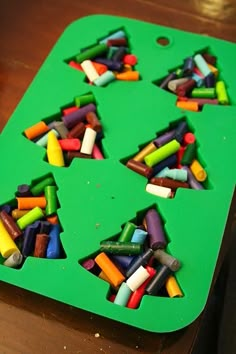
125,120 -> 207,198
0,176 -> 63,268
24,93 -> 105,167
82,208 -> 182,309
158,51 -> 229,112
68,30 -> 139,86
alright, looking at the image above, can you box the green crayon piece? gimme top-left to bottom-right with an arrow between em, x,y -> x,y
216,81 -> 229,105
45,186 -> 57,216
30,177 -> 55,196
175,68 -> 183,78
75,43 -> 108,63
181,142 -> 197,165
100,241 -> 143,255
118,222 -> 136,242
144,140 -> 180,167
17,207 -> 44,230
191,88 -> 216,98
75,93 -> 95,107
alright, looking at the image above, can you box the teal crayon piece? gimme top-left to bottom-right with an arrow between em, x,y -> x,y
144,140 -> 180,167
193,54 -> 211,77
114,282 -> 132,306
36,129 -> 59,147
94,71 -> 116,87
99,30 -> 126,44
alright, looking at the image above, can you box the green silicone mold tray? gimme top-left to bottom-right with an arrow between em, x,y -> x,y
0,15 -> 236,333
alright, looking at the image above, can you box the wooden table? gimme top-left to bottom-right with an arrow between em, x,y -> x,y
0,1 -> 236,353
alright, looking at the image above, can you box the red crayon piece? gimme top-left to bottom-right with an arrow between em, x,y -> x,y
33,233 -> 49,258
123,54 -> 138,66
176,79 -> 196,97
183,132 -> 196,145
127,266 -> 156,309
107,38 -> 127,46
67,122 -> 86,139
184,98 -> 219,107
58,138 -> 81,151
150,177 -> 190,190
63,106 -> 79,116
177,146 -> 185,168
69,61 -> 83,71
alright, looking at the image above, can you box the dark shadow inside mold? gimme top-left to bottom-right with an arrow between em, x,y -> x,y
78,204 -> 182,309
152,46 -> 233,111
64,27 -> 141,87
0,173 -> 67,270
120,116 -> 212,198
22,93 -> 107,167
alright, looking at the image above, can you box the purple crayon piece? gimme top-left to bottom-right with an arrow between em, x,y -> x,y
151,154 -> 177,177
17,184 -> 31,197
153,130 -> 176,147
93,58 -> 123,72
39,221 -> 51,234
82,258 -> 100,275
182,166 -> 204,190
145,209 -> 167,250
22,221 -> 41,257
159,72 -> 177,90
62,103 -> 96,129
204,72 -> 215,88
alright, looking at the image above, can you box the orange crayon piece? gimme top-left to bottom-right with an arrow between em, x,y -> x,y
47,131 -> 65,167
116,71 -> 139,81
95,252 -> 125,287
91,62 -> 108,75
17,196 -> 47,210
176,101 -> 199,112
165,275 -> 183,298
24,121 -> 49,140
46,214 -> 59,224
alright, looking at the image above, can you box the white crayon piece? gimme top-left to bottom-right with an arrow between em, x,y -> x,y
80,127 -> 97,155
3,251 -> 23,268
168,78 -> 189,92
146,183 -> 172,198
81,60 -> 100,83
126,266 -> 150,292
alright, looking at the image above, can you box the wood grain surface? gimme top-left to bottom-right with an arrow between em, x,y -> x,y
0,1 -> 236,353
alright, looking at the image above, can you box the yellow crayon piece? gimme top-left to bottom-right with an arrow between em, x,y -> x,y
47,131 -> 65,167
11,209 -> 30,219
122,64 -> 133,72
0,219 -> 20,258
190,159 -> 207,182
207,63 -> 218,78
165,275 -> 183,298
133,142 -> 157,162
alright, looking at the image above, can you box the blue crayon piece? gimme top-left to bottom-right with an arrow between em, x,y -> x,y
174,121 -> 188,143
93,58 -> 123,71
191,73 -> 204,87
17,184 -> 31,197
99,30 -> 126,44
183,57 -> 194,75
112,47 -> 127,62
0,204 -> 12,214
46,224 -> 61,259
22,221 -> 41,257
151,154 -> 177,177
204,72 -> 215,88
39,221 -> 51,234
182,166 -> 204,190
114,282 -> 132,306
126,248 -> 153,278
111,255 -> 135,269
131,229 -> 147,244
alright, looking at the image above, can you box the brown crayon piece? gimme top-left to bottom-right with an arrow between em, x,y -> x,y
86,112 -> 102,132
126,159 -> 153,178
176,79 -> 196,97
33,233 -> 49,258
67,122 -> 86,139
0,210 -> 22,240
202,53 -> 217,66
150,177 -> 189,190
67,151 -> 92,161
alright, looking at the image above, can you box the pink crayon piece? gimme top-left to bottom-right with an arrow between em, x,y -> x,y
193,67 -> 204,78
92,144 -> 104,160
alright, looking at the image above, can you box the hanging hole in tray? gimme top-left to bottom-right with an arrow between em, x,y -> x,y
0,172 -> 66,270
121,116 -> 212,199
65,27 -> 141,88
156,36 -> 170,47
78,204 -> 182,309
22,92 -> 107,168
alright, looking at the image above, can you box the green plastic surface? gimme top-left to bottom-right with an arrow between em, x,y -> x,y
1,14 -> 236,333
